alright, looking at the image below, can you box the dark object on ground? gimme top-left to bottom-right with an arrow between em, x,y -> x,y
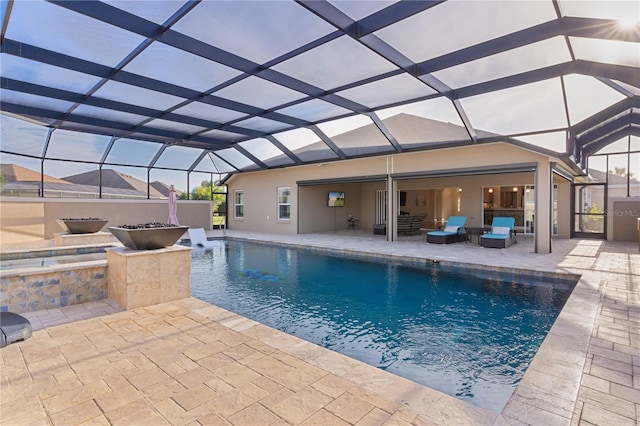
0,312 -> 32,348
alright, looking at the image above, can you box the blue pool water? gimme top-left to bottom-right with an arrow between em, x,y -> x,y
190,241 -> 575,412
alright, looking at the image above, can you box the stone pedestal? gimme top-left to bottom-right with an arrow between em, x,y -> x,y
106,245 -> 192,310
54,231 -> 112,247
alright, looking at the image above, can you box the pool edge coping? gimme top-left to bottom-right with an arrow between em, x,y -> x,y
220,235 -> 581,284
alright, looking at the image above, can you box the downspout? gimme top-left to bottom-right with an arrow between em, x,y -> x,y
386,156 -> 395,242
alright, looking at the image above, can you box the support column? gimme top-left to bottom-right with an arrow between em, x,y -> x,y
106,245 -> 192,309
535,161 -> 552,253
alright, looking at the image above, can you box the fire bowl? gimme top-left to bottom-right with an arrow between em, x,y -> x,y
57,218 -> 108,234
108,224 -> 189,250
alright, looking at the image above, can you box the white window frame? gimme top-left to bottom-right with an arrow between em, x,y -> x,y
277,187 -> 291,221
234,190 -> 244,218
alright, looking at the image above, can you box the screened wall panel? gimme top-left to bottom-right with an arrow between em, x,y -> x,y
91,81 -> 187,111
239,138 -> 294,168
172,1 -> 334,64
432,38 -> 571,89
0,56 -> 102,94
121,43 -> 242,92
272,36 -> 397,90
5,1 -> 145,66
154,146 -> 205,170
336,74 -> 436,109
630,153 -> 640,196
564,75 -> 628,125
172,102 -> 247,124
214,76 -> 306,110
275,99 -> 351,122
374,1 -> 556,63
46,130 -> 112,163
460,79 -> 568,136
0,114 -> 49,157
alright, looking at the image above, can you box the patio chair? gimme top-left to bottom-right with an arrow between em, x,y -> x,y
426,216 -> 467,244
187,228 -> 219,249
480,217 -> 517,248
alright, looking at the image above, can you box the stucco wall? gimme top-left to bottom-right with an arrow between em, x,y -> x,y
226,142 -> 573,236
0,197 -> 213,245
299,183 -> 363,233
609,198 -> 640,242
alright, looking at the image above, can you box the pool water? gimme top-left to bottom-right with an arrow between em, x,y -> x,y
190,241 -> 575,412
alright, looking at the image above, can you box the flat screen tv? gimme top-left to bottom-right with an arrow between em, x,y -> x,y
328,191 -> 345,207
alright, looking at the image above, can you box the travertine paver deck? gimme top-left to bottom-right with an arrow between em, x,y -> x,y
1,230 -> 638,425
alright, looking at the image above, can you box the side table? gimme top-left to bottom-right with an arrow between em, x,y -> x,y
464,227 -> 486,244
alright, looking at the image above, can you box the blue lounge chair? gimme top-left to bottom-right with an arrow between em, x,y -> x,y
426,216 -> 467,244
480,217 -> 516,248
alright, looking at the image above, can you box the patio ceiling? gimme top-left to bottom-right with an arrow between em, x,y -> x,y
1,0 -> 638,179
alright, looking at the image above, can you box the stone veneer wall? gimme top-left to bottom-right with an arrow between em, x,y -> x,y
0,263 -> 107,313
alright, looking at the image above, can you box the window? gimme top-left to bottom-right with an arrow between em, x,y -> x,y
234,190 -> 244,218
277,187 -> 291,220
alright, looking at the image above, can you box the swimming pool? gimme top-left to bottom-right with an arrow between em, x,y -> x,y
190,240 -> 575,412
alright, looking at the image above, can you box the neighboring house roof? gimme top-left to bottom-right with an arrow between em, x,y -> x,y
0,164 -> 173,198
63,169 -> 165,198
0,163 -> 67,183
263,113 -> 500,167
1,181 -> 158,198
150,181 -> 183,198
380,113 -> 498,147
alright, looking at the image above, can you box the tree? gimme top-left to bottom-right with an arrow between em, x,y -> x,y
609,167 -> 634,179
179,180 -> 227,213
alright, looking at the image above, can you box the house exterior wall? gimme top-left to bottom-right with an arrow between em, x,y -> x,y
609,198 -> 640,242
226,142 -> 574,240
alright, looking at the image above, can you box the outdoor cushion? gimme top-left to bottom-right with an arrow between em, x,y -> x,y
444,226 -> 459,233
428,231 -> 452,236
481,233 -> 510,240
492,226 -> 510,235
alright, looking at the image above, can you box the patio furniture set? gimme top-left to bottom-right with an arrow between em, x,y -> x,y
427,216 -> 517,249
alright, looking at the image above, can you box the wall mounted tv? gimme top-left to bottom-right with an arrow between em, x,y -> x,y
328,191 -> 345,207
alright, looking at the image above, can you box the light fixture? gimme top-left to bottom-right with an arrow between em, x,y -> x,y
488,188 -> 493,193
458,188 -> 462,193
512,187 -> 518,192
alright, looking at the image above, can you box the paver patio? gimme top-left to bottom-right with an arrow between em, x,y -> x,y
1,230 -> 638,425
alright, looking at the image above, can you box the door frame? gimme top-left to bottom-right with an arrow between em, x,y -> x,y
571,182 -> 607,239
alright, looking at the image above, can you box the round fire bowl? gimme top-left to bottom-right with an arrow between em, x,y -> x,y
108,225 -> 189,250
57,218 -> 108,234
